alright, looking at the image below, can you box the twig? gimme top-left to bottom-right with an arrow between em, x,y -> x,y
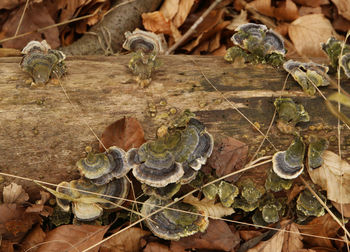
15,0 -> 30,37
165,0 -> 223,55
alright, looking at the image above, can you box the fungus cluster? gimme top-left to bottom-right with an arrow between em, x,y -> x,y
322,37 -> 350,75
225,23 -> 285,66
283,60 -> 330,95
122,29 -> 166,87
20,40 -> 66,85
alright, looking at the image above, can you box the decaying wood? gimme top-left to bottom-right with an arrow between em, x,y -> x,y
1,55 -> 350,195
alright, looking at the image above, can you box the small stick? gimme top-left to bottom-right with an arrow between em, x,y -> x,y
165,0 -> 223,55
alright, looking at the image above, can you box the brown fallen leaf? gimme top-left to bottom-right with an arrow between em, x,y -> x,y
160,0 -> 179,21
331,0 -> 350,20
0,0 -> 26,10
331,201 -> 350,218
226,10 -> 248,31
100,227 -> 151,252
170,219 -> 240,251
239,230 -> 263,241
21,224 -> 46,252
297,214 -> 340,248
143,242 -> 171,252
173,0 -> 195,28
26,191 -> 53,217
246,0 -> 274,17
37,224 -> 109,252
3,182 -> 29,204
248,220 -> 303,252
293,0 -> 329,7
100,117 -> 146,152
333,15 -> 350,32
208,137 -> 248,183
307,150 -> 350,204
0,3 -> 60,49
274,0 -> 299,21
0,240 -> 15,252
275,23 -> 290,36
287,184 -> 305,203
288,14 -> 340,58
299,6 -> 322,16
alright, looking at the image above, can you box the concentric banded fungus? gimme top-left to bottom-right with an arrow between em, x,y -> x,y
128,118 -> 213,187
273,136 -> 305,179
123,28 -> 167,54
77,146 -> 131,185
307,136 -> 329,170
141,196 -> 208,240
218,181 -> 239,207
262,30 -> 285,55
322,37 -> 350,71
340,53 -> 350,78
265,168 -> 293,192
258,193 -> 284,224
296,189 -> 325,218
20,40 -> 66,85
142,183 -> 181,199
55,177 -> 129,221
283,60 -> 329,95
233,179 -> 265,212
274,98 -> 309,134
231,23 -> 267,48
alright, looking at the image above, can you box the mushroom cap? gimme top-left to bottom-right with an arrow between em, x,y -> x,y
180,162 -> 198,184
123,28 -> 167,54
283,59 -> 302,73
231,23 -> 267,47
265,168 -> 293,192
56,181 -> 73,212
341,53 -> 350,78
274,97 -> 310,126
141,196 -> 208,240
218,181 -> 239,208
307,136 -> 329,170
262,204 -> 280,223
262,30 -> 285,55
296,190 -> 325,217
273,137 -> 305,179
142,182 -> 181,199
21,40 -> 51,54
239,178 -> 265,204
72,202 -> 103,221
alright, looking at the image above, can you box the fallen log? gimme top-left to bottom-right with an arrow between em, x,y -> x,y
0,55 -> 349,195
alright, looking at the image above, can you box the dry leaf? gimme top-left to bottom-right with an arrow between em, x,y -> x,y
239,230 -> 263,241
275,23 -> 290,36
248,220 -> 303,252
21,224 -> 46,252
274,0 -> 299,21
183,195 -> 235,217
0,0 -> 26,10
331,201 -> 350,218
159,0 -> 179,20
208,137 -> 248,183
246,0 -> 274,17
307,150 -> 350,204
287,184 -> 305,203
211,45 -> 227,56
142,11 -> 172,34
331,0 -> 350,20
333,15 -> 350,32
144,242 -> 171,252
37,224 -> 109,252
293,0 -> 329,7
100,117 -> 146,152
100,227 -> 151,252
297,214 -> 340,248
0,3 -> 59,49
170,219 -> 240,251
299,6 -> 322,16
226,10 -> 248,30
173,0 -> 195,28
3,183 -> 29,204
288,14 -> 340,57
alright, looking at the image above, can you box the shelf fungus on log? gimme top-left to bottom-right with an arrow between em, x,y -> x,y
307,136 -> 329,170
20,40 -> 66,85
140,196 -> 208,240
340,53 -> 350,78
265,168 -> 293,192
296,189 -> 325,219
272,136 -> 305,179
127,118 -> 214,187
322,37 -> 350,72
233,178 -> 265,212
203,180 -> 239,207
142,183 -> 181,199
123,29 -> 166,87
55,177 -> 129,221
283,60 -> 330,95
274,97 -> 310,134
258,193 -> 284,224
76,146 -> 131,185
225,23 -> 285,66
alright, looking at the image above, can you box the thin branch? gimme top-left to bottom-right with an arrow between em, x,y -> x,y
15,0 -> 30,37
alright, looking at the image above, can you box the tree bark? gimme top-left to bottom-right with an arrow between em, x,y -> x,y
1,55 -> 349,196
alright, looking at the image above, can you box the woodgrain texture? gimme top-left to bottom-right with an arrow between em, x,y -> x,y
1,55 -> 349,195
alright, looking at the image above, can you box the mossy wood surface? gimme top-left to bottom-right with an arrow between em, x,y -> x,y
1,55 -> 350,195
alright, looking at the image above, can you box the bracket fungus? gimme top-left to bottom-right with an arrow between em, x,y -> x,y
142,183 -> 181,199
76,146 -> 131,185
296,189 -> 325,218
340,53 -> 350,78
274,98 -> 310,134
141,196 -> 208,240
283,60 -> 329,95
123,29 -> 166,87
265,168 -> 293,192
258,193 -> 284,224
127,118 -> 214,187
233,179 -> 265,212
307,136 -> 329,170
55,177 -> 129,221
226,23 -> 285,66
273,136 -> 305,179
20,40 -> 66,85
322,37 -> 350,72
202,180 -> 239,207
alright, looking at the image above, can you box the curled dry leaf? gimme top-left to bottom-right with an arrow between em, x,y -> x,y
100,227 -> 151,252
331,0 -> 350,20
170,219 -> 240,252
307,150 -> 350,204
226,10 -> 248,31
288,14 -> 340,58
246,0 -> 274,17
274,0 -> 299,21
37,224 -> 109,252
143,242 -> 171,252
299,6 -> 322,16
297,214 -> 340,249
100,117 -> 146,152
21,224 -> 46,252
183,195 -> 234,218
0,0 -> 27,10
293,0 -> 329,8
0,3 -> 59,49
248,220 -> 303,252
3,182 -> 29,204
208,137 -> 248,183
331,201 -> 350,218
